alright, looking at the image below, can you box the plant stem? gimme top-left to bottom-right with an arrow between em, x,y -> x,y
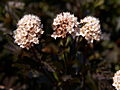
31,48 -> 55,85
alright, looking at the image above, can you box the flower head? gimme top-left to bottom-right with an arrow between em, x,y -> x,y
77,16 -> 101,43
14,14 -> 44,49
51,12 -> 78,39
113,70 -> 120,90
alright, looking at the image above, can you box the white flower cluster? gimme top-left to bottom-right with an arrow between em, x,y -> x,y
77,16 -> 101,43
14,14 -> 44,49
51,12 -> 101,43
13,13 -> 102,49
113,70 -> 120,90
51,12 -> 79,39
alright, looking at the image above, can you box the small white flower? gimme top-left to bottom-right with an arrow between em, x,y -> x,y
113,70 -> 120,90
32,38 -> 39,44
51,12 -> 79,39
77,16 -> 101,43
13,14 -> 44,49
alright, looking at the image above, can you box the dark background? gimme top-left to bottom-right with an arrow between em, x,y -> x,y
0,0 -> 120,90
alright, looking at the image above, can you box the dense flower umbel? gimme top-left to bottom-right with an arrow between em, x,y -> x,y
113,70 -> 120,90
14,14 -> 44,49
77,16 -> 101,43
51,12 -> 79,39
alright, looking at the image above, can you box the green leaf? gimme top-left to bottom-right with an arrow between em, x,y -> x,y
115,65 -> 120,70
65,36 -> 72,46
53,72 -> 59,81
94,0 -> 104,7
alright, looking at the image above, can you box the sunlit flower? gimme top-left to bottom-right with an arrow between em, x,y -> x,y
14,14 -> 44,49
51,12 -> 79,39
113,70 -> 120,90
77,16 -> 101,43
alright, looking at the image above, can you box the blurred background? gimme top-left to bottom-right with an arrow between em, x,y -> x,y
0,0 -> 120,90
